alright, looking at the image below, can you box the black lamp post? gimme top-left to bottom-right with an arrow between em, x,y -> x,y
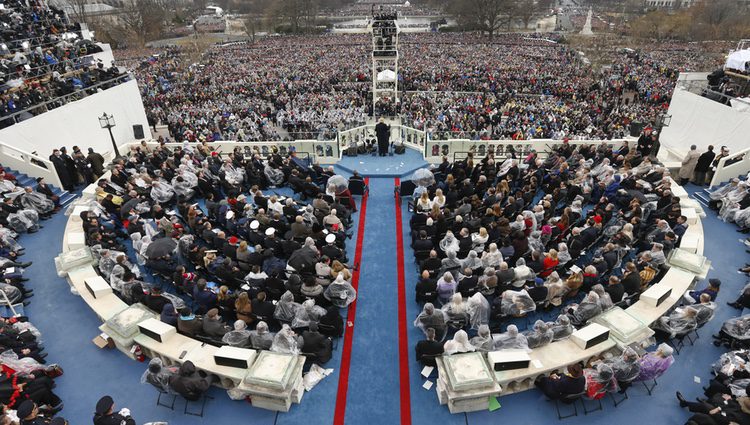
653,113 -> 672,158
98,112 -> 119,158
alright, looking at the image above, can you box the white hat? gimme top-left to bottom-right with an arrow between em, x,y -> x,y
250,220 -> 259,230
265,227 -> 275,236
325,234 -> 336,244
226,211 -> 235,220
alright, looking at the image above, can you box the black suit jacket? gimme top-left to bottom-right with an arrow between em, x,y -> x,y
415,339 -> 444,366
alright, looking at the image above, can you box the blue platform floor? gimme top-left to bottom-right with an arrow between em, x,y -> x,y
20,157 -> 740,424
336,148 -> 427,177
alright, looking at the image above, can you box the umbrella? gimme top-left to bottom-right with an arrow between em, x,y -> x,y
411,168 -> 435,187
145,237 -> 177,259
327,175 -> 348,192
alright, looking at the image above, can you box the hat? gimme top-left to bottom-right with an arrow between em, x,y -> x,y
250,220 -> 260,230
16,400 -> 35,418
226,210 -> 235,220
36,177 -> 43,183
593,215 -> 602,224
228,236 -> 239,245
331,223 -> 339,231
265,227 -> 275,236
95,395 -> 114,415
211,151 -> 218,157
709,278 -> 721,287
325,234 -> 336,244
535,277 -> 544,287
207,308 -> 219,318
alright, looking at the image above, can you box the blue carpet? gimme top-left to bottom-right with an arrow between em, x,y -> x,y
19,172 -> 744,424
336,148 -> 427,177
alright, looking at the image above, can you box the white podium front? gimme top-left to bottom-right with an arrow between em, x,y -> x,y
640,284 -> 673,307
570,323 -> 610,350
487,350 -> 531,371
84,276 -> 112,299
137,318 -> 176,343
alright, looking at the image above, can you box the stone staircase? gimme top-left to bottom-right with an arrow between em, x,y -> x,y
2,166 -> 77,207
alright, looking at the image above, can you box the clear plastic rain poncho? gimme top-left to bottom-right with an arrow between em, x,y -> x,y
551,315 -> 574,341
222,320 -> 252,348
591,284 -> 613,311
411,168 -> 435,188
292,299 -> 327,329
481,243 -> 503,268
442,293 -> 468,322
249,321 -> 274,350
712,350 -> 750,378
274,290 -> 301,323
443,330 -> 475,355
0,281 -> 22,305
584,363 -> 619,398
0,349 -> 46,375
493,324 -> 529,351
652,306 -> 698,338
524,320 -> 554,349
327,175 -> 349,193
271,324 -> 301,354
264,164 -> 283,187
413,303 -> 446,335
694,301 -> 717,326
461,251 -> 483,271
528,231 -> 544,253
466,292 -> 490,330
8,209 -> 39,233
150,180 -> 175,205
19,190 -> 54,214
172,175 -> 195,199
569,292 -> 602,326
439,231 -> 460,256
0,227 -> 21,252
557,243 -> 572,264
721,315 -> 750,341
470,325 -> 494,352
324,273 -> 357,308
500,289 -> 536,316
511,258 -> 534,287
140,358 -> 177,392
223,163 -> 245,186
606,348 -> 642,383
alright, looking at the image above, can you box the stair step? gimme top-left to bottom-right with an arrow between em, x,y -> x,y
59,192 -> 77,207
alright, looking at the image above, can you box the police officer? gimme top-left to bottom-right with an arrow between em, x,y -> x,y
93,396 -> 136,425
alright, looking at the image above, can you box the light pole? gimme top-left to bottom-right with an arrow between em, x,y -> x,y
98,112 -> 119,158
653,113 -> 672,158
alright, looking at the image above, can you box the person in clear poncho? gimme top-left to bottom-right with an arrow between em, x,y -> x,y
510,215 -> 525,233
545,272 -> 566,306
551,314 -> 574,341
605,348 -> 642,386
19,187 -> 54,215
511,258 -> 534,288
466,292 -> 490,330
443,330 -> 475,355
584,363 -> 619,399
461,250 -> 483,271
271,324 -> 302,355
274,290 -> 301,324
0,281 -> 23,305
292,299 -> 326,329
324,273 -> 357,308
171,175 -> 195,199
523,210 -> 538,232
140,358 -> 178,392
567,292 -> 602,326
470,325 -> 494,352
223,161 -> 246,186
693,293 -> 717,326
414,303 -> 446,339
557,242 -> 572,264
718,315 -> 750,342
439,231 -> 459,256
0,226 -> 21,253
249,321 -> 275,350
635,343 -> 674,381
150,180 -> 175,204
442,293 -> 468,323
524,320 -> 554,349
441,251 -> 462,278
7,207 -> 39,234
500,289 -> 536,316
0,349 -> 50,375
528,231 -> 544,253
719,181 -> 750,222
481,243 -> 503,268
493,324 -> 529,351
264,164 -> 284,187
222,320 -> 252,348
591,284 -> 613,311
710,178 -> 740,201
653,305 -> 698,338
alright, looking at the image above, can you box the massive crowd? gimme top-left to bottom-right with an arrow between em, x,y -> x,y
0,0 -> 128,129
122,32 -> 726,144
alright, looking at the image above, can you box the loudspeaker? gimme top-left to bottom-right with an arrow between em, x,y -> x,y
132,124 -> 144,139
394,144 -> 406,154
629,122 -> 644,137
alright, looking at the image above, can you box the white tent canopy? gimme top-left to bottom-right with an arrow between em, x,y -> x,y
377,69 -> 397,82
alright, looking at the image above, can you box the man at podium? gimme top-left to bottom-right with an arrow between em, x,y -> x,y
375,118 -> 390,156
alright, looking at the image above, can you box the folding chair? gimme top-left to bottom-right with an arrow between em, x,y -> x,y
156,389 -> 177,410
184,394 -> 213,417
553,391 -> 586,420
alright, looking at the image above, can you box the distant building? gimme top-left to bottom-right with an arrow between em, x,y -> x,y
644,0 -> 700,8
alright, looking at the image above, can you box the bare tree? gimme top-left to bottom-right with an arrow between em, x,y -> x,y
448,0 -> 512,39
119,0 -> 167,46
67,0 -> 90,24
268,0 -> 317,33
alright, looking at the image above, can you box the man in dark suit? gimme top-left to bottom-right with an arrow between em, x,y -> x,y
302,323 -> 333,364
415,327 -> 444,366
375,118 -> 390,156
693,145 -> 715,186
535,363 -> 586,400
412,230 -> 434,252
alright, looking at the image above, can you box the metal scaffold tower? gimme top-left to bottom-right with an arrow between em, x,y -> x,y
370,8 -> 400,119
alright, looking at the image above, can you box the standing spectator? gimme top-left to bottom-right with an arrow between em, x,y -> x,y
87,148 -> 106,178
678,145 -> 701,185
48,149 -> 74,191
693,145 -> 715,186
